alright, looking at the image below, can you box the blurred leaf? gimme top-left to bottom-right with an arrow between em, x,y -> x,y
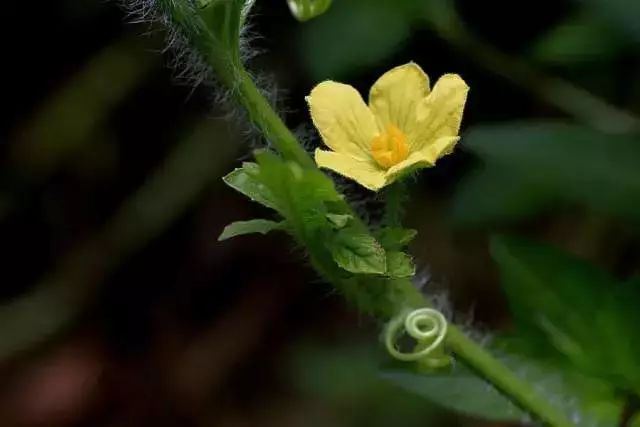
491,235 -> 640,392
578,0 -> 640,45
385,251 -> 415,278
452,164 -> 556,226
298,0 -> 412,79
218,219 -> 285,240
328,226 -> 386,275
531,11 -> 629,65
382,366 -> 527,422
375,227 -> 417,250
290,342 -> 444,426
454,122 -> 640,224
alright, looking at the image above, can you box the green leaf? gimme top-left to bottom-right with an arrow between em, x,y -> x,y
491,235 -> 640,391
326,213 -> 352,229
298,0 -> 412,79
455,122 -> 640,224
452,164 -> 557,226
218,219 -> 285,241
385,251 -> 415,278
530,11 -> 630,65
376,227 -> 417,250
329,226 -> 386,275
381,366 -> 527,422
578,0 -> 640,45
223,163 -> 279,211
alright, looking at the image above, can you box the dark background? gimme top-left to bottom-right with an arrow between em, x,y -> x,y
1,0 -> 639,426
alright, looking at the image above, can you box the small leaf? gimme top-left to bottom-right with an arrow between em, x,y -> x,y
329,226 -> 386,275
376,227 -> 417,250
223,163 -> 279,210
385,251 -> 415,278
381,366 -> 527,422
326,213 -> 352,229
218,219 -> 285,241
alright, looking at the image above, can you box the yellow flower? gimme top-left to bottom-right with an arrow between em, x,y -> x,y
307,63 -> 469,191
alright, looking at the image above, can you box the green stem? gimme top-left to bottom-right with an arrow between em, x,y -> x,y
236,70 -> 316,169
446,327 -> 574,427
383,181 -> 407,227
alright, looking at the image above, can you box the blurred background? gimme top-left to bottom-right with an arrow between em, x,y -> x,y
1,0 -> 639,426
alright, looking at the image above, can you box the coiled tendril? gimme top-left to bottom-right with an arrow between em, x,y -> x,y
384,308 -> 451,369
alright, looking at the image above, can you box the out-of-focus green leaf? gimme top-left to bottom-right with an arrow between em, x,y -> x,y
578,0 -> 640,45
328,226 -> 387,275
454,122 -> 640,224
530,11 -> 630,65
491,235 -> 640,393
452,164 -> 556,225
385,251 -> 415,278
382,366 -> 527,422
385,347 -> 637,426
218,219 -> 285,240
298,0 -> 412,79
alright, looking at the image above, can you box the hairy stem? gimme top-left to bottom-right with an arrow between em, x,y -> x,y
382,180 -> 407,227
236,70 -> 316,169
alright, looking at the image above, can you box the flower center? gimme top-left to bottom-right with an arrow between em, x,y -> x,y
370,124 -> 409,169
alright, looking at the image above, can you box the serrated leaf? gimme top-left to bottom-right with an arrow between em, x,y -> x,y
381,366 -> 527,422
385,251 -> 415,278
376,228 -> 417,250
329,227 -> 386,275
218,219 -> 285,241
223,163 -> 279,210
491,235 -> 640,391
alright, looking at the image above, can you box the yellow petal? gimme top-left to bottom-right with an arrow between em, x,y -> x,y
385,151 -> 433,182
315,149 -> 386,191
307,81 -> 378,159
368,62 -> 430,148
384,136 -> 459,182
412,74 -> 469,149
420,136 -> 460,164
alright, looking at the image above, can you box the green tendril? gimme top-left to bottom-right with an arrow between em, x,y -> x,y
385,308 -> 451,369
